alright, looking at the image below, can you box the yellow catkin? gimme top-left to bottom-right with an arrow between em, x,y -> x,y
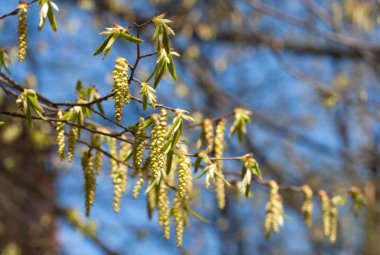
133,117 -> 146,170
56,111 -> 66,161
149,109 -> 167,183
112,57 -> 130,122
197,118 -> 214,153
67,126 -> 78,162
132,174 -> 144,199
214,118 -> 226,209
91,133 -> 103,175
157,182 -> 170,239
172,194 -> 184,247
108,137 -> 118,174
17,2 -> 29,62
329,196 -> 344,243
177,148 -> 191,199
319,190 -> 331,237
264,180 -> 284,238
82,150 -> 96,216
329,202 -> 338,243
108,137 -> 127,213
301,185 -> 313,227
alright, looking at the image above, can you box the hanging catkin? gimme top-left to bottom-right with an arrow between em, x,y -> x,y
301,185 -> 313,227
177,148 -> 191,199
149,109 -> 167,183
82,150 -> 96,216
157,181 -> 170,239
112,57 -> 130,122
172,194 -> 184,247
18,1 -> 29,62
319,190 -> 331,237
67,125 -> 78,162
56,111 -> 66,161
133,117 -> 146,170
214,118 -> 226,209
264,180 -> 284,238
91,132 -> 103,175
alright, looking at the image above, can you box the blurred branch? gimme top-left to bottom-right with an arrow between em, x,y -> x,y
0,0 -> 39,20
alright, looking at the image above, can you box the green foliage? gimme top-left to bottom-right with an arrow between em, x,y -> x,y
93,24 -> 143,60
0,49 -> 11,74
16,89 -> 46,127
37,0 -> 59,31
229,108 -> 252,142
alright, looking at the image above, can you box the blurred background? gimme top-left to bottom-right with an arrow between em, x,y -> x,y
0,0 -> 380,254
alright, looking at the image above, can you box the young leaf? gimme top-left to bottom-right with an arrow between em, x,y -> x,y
186,207 -> 208,223
119,32 -> 144,44
194,156 -> 202,174
167,54 -> 177,80
93,34 -> 113,56
47,2 -> 58,31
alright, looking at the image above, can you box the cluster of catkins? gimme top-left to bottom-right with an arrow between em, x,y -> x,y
319,190 -> 342,243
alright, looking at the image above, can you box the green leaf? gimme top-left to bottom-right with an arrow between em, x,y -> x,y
193,168 -> 209,180
119,32 -> 143,44
214,170 -> 231,186
76,80 -> 83,92
26,93 -> 46,120
162,26 -> 171,54
166,151 -> 174,175
194,156 -> 202,174
102,34 -> 118,60
47,3 -> 58,31
96,102 -> 105,115
145,179 -> 157,195
153,60 -> 167,88
152,24 -> 161,41
251,164 -> 262,178
186,208 -> 208,223
167,54 -> 177,80
93,34 -> 113,56
0,121 -> 4,126
142,94 -> 148,111
25,105 -> 33,128
82,106 -> 91,118
245,183 -> 251,197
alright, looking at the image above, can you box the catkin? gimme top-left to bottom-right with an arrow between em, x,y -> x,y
177,149 -> 191,198
108,137 -> 127,212
197,118 -> 214,153
149,110 -> 167,183
158,182 -> 170,239
319,190 -> 331,237
18,2 -> 29,62
264,180 -> 284,238
82,150 -> 96,216
108,137 -> 118,174
133,117 -> 146,170
172,194 -> 184,247
112,57 -> 130,122
132,174 -> 144,199
56,111 -> 66,161
214,118 -> 226,209
91,133 -> 103,175
329,201 -> 338,243
301,185 -> 313,227
67,126 -> 78,162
